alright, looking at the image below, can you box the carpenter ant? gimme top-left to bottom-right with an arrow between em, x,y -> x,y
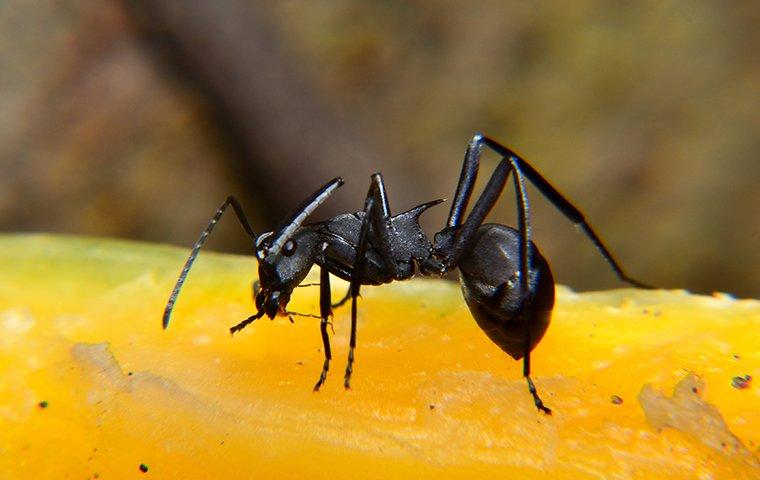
162,134 -> 651,414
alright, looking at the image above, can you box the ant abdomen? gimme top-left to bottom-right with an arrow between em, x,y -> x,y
457,224 -> 555,360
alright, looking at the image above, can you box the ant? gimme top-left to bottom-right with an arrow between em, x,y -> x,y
162,134 -> 651,414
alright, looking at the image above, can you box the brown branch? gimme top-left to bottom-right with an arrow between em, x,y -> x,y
123,0 -> 429,224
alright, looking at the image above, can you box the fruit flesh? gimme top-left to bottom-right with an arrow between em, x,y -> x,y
0,234 -> 757,479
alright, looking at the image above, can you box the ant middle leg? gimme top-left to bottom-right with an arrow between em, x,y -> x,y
331,289 -> 351,309
343,196 -> 373,389
344,173 -> 401,389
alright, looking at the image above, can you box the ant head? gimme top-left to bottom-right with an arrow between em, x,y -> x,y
253,229 -> 319,318
250,177 -> 343,319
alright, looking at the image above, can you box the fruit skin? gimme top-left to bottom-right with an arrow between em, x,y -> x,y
0,234 -> 757,479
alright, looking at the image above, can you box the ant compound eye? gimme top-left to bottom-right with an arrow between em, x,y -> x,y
282,239 -> 297,257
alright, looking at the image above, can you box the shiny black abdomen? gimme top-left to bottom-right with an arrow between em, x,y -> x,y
456,224 -> 555,360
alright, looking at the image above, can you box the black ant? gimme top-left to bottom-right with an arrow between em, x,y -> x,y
163,134 -> 651,414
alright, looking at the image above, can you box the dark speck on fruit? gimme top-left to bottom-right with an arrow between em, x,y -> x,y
731,375 -> 752,390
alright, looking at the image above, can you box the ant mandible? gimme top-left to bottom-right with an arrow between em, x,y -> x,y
162,134 -> 651,414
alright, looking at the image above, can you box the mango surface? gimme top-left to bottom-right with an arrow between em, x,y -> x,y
0,234 -> 757,479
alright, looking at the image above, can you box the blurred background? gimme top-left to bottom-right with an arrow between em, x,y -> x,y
0,1 -> 757,297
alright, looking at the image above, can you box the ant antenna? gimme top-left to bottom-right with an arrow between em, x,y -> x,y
164,196 -> 257,329
285,311 -> 322,319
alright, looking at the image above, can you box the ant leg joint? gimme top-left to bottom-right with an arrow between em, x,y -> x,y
526,375 -> 552,415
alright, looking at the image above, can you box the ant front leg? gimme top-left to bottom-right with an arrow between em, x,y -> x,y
313,264 -> 333,391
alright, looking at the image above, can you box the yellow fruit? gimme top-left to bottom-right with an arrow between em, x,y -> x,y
0,234 -> 757,479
